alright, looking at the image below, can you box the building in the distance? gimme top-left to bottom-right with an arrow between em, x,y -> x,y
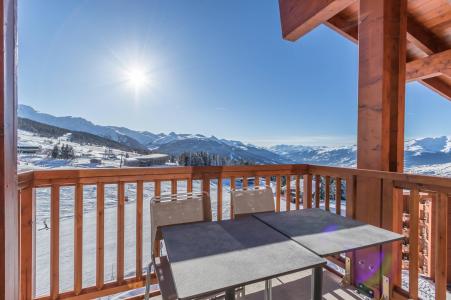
124,153 -> 169,167
17,142 -> 40,154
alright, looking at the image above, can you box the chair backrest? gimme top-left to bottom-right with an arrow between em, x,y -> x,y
231,188 -> 275,219
150,192 -> 211,257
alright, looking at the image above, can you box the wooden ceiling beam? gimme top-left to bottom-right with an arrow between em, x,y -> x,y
324,13 -> 451,100
279,0 -> 355,41
406,49 -> 451,82
406,17 -> 448,55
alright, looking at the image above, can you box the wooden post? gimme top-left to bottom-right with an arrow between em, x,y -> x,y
356,0 -> 407,295
20,187 -> 34,300
0,0 -> 18,299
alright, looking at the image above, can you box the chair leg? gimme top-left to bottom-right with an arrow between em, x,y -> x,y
144,262 -> 152,300
264,279 -> 272,300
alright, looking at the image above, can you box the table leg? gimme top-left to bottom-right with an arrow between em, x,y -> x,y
225,288 -> 236,300
311,267 -> 323,300
264,279 -> 272,300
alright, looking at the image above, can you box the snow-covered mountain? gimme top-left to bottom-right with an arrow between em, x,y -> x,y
271,136 -> 451,175
18,105 -> 287,164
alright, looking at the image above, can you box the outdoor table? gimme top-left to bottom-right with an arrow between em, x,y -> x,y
161,217 -> 326,300
253,208 -> 405,296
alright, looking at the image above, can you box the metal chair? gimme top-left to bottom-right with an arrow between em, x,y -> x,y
144,192 -> 210,300
231,188 -> 275,219
231,188 -> 276,300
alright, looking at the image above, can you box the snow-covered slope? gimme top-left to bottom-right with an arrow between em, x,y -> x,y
19,105 -> 287,164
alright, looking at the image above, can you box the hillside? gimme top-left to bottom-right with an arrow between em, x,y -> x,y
19,117 -> 149,154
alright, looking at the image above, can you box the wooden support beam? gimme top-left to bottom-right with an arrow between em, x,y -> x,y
0,0 -> 18,299
324,13 -> 451,100
356,0 -> 407,295
406,49 -> 451,82
278,0 -> 354,41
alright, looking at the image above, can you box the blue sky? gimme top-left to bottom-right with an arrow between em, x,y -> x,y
18,0 -> 451,146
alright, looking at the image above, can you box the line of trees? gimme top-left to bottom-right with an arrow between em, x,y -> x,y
176,152 -> 254,166
51,144 -> 75,159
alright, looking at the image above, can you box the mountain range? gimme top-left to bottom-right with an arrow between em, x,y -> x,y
18,104 -> 451,168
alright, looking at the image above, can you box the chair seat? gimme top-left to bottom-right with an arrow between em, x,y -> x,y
154,256 -> 178,300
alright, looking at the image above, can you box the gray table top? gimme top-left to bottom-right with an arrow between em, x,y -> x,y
254,208 -> 404,257
162,217 -> 326,300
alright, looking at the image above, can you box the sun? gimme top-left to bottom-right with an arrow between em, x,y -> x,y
124,66 -> 149,90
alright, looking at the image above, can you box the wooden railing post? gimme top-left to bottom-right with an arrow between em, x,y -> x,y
295,175 -> 300,210
96,182 -> 105,289
136,181 -> 144,280
74,184 -> 83,295
117,182 -> 125,283
20,187 -> 35,300
336,178 -> 342,215
435,192 -> 448,300
50,184 -> 60,299
303,174 -> 312,209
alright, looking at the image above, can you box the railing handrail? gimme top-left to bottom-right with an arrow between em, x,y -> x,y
16,163 -> 451,300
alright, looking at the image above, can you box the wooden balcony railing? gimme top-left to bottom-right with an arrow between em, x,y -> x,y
17,164 -> 450,299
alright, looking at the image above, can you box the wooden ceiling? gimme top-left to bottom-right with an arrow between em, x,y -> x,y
279,0 -> 451,100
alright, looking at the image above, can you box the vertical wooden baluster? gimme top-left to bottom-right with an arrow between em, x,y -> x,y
295,175 -> 300,210
136,181 -> 143,280
74,184 -> 83,295
315,175 -> 320,208
276,176 -> 281,212
187,178 -> 193,194
117,182 -> 125,283
325,176 -> 330,211
303,174 -> 312,209
217,177 -> 223,221
20,187 -> 35,300
255,176 -> 260,188
346,176 -> 356,219
155,180 -> 161,197
242,177 -> 248,190
265,176 -> 271,188
96,182 -> 104,289
336,178 -> 342,215
286,176 -> 291,211
50,185 -> 60,299
202,178 -> 212,221
230,177 -> 236,218
171,179 -> 177,195
409,189 -> 419,299
435,192 -> 448,300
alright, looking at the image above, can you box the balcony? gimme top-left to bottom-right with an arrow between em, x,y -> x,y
17,164 -> 451,299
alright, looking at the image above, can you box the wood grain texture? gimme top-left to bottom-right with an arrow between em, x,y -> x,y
435,192 -> 448,300
408,189 -> 419,299
96,182 -> 105,289
315,175 -> 320,208
279,0 -> 354,41
303,174 -> 312,209
50,185 -> 60,299
406,49 -> 451,81
325,176 -> 330,211
19,188 -> 34,300
286,176 -> 291,211
74,184 -> 83,295
276,175 -> 281,212
335,178 -> 342,215
295,175 -> 300,210
136,181 -> 143,280
0,0 -> 19,298
117,182 -> 125,283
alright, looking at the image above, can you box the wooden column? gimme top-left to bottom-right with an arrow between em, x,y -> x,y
0,0 -> 18,299
356,0 -> 407,295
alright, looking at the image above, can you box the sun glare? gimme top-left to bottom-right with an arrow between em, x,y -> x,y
124,66 -> 149,90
